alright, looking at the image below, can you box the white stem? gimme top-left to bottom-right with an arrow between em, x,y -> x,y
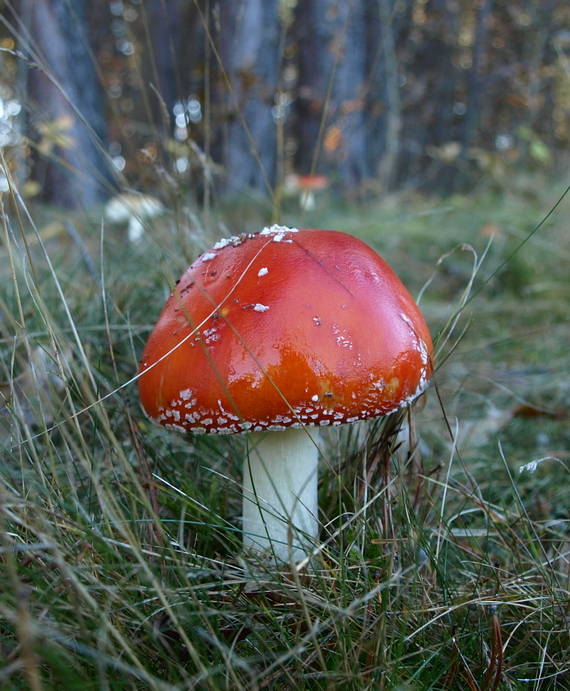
128,217 -> 144,243
242,429 -> 319,563
300,190 -> 315,211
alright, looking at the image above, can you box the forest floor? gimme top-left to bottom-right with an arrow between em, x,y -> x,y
0,176 -> 569,689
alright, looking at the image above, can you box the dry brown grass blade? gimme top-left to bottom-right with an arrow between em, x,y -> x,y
481,610 -> 504,691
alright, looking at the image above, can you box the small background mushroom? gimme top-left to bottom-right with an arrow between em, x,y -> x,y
105,192 -> 164,243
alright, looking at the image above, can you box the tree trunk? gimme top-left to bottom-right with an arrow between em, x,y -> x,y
523,0 -> 557,131
20,0 -> 111,209
461,0 -> 493,153
395,0 -> 461,189
294,0 -> 368,191
365,0 -> 402,191
146,0 -> 185,134
210,0 -> 280,198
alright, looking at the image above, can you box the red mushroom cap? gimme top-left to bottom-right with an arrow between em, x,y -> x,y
138,226 -> 433,434
295,175 -> 329,191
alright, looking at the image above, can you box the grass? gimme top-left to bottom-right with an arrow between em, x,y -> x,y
0,178 -> 569,689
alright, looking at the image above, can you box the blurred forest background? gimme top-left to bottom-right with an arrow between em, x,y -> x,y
0,3 -> 569,687
0,0 -> 568,212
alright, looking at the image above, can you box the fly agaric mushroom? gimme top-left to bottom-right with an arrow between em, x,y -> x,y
138,225 -> 432,563
284,174 -> 329,211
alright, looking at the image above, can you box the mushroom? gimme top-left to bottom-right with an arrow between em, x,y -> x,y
138,225 -> 433,563
284,174 -> 329,210
105,192 -> 164,243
